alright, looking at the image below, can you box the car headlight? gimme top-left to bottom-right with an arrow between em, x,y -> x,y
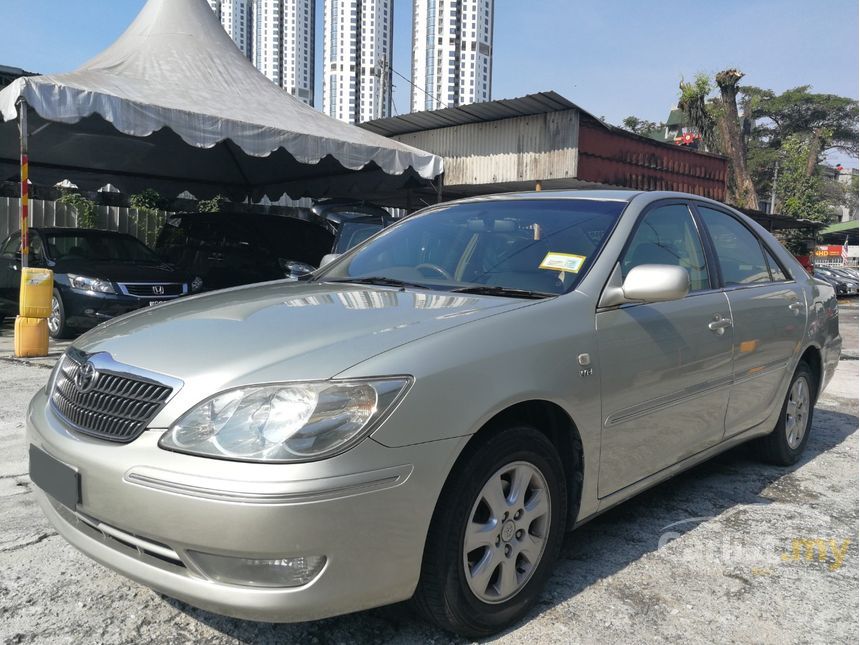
191,276 -> 204,292
68,274 -> 115,294
159,378 -> 411,462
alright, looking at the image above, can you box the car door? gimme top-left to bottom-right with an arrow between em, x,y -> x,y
695,205 -> 807,437
596,202 -> 734,498
0,231 -> 22,314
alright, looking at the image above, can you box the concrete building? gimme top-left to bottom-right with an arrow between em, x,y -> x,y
411,0 -> 494,112
215,0 -> 255,59
254,0 -> 315,105
209,0 -> 315,106
323,0 -> 393,124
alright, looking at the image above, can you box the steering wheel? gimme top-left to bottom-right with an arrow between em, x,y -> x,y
415,263 -> 453,281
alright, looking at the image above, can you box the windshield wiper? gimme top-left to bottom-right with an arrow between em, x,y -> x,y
452,285 -> 554,299
325,276 -> 429,290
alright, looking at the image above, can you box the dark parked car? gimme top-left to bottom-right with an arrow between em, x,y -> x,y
308,200 -> 394,254
0,228 -> 193,338
815,267 -> 859,295
154,212 -> 335,292
812,270 -> 851,297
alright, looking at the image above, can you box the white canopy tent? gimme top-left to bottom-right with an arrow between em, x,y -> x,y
0,0 -> 442,204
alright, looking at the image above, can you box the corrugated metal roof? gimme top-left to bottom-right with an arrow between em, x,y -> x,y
821,219 -> 858,235
359,91 -> 608,137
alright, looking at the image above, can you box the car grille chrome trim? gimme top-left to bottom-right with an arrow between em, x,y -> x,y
50,348 -> 182,443
117,282 -> 187,298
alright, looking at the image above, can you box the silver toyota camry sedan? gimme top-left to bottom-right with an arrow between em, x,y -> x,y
27,190 -> 842,638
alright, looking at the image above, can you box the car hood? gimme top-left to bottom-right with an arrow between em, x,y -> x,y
73,280 -> 532,419
53,259 -> 186,283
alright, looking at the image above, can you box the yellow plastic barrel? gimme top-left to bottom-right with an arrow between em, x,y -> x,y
19,268 -> 54,318
14,316 -> 49,357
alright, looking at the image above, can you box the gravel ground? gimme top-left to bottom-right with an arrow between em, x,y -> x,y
0,306 -> 857,644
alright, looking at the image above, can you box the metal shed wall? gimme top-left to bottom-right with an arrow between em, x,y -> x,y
391,110 -> 579,186
577,123 -> 728,201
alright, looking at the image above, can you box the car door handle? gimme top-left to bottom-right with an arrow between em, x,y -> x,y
708,316 -> 733,335
788,301 -> 804,315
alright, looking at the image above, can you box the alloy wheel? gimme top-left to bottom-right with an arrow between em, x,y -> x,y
462,461 -> 551,604
785,376 -> 810,450
47,296 -> 61,335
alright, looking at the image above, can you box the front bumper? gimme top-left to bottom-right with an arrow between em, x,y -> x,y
60,288 -> 183,330
27,389 -> 466,622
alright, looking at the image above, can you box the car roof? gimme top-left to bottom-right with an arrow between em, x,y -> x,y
430,189 -> 747,216
32,227 -> 137,237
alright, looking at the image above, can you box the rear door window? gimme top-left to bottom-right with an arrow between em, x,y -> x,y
763,248 -> 789,282
698,207 -> 771,285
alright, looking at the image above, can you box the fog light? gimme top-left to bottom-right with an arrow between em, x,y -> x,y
185,551 -> 326,588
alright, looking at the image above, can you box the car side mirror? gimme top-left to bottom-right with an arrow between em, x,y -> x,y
622,265 -> 690,303
279,259 -> 315,278
320,253 -> 341,268
600,264 -> 690,307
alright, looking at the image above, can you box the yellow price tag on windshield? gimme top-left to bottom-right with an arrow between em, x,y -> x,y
539,252 -> 586,273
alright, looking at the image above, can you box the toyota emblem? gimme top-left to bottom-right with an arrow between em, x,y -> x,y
152,285 -> 165,295
74,361 -> 98,393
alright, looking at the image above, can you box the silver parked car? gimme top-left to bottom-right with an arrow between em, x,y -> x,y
27,191 -> 842,638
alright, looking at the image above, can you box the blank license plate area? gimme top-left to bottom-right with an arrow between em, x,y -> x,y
29,445 -> 80,509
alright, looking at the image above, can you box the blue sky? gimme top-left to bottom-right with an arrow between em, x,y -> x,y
1,0 -> 857,164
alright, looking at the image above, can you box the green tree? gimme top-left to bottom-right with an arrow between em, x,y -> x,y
198,194 -> 228,213
129,188 -> 164,212
743,85 -> 858,173
621,116 -> 664,136
843,174 -> 859,220
57,191 -> 98,229
742,85 -> 859,207
678,69 -> 758,208
775,134 -> 830,222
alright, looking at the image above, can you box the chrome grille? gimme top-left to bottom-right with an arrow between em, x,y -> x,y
50,350 -> 175,443
119,283 -> 185,297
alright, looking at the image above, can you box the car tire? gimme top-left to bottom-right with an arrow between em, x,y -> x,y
47,290 -> 73,340
413,425 -> 567,638
754,361 -> 816,466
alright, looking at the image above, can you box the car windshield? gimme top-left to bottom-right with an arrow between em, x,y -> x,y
46,232 -> 161,263
318,199 -> 625,296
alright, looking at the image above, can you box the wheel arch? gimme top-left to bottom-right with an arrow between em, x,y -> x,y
798,344 -> 823,402
447,399 -> 584,531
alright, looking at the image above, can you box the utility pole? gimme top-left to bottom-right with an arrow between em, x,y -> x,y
769,159 -> 779,214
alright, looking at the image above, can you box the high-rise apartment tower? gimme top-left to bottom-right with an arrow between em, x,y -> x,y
209,0 -> 316,106
323,0 -> 393,124
411,0 -> 494,112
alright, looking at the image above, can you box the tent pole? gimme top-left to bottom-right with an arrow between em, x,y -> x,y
436,173 -> 444,204
18,99 -> 29,270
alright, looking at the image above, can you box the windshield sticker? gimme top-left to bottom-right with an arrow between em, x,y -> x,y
539,252 -> 586,273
